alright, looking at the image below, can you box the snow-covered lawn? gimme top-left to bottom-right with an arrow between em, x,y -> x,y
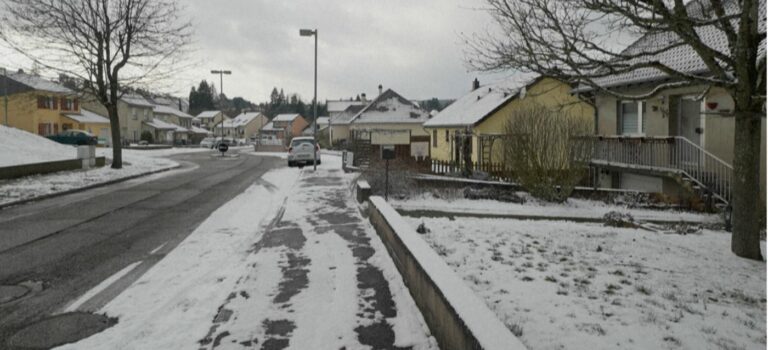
393,193 -> 721,224
0,125 -> 78,167
0,148 -> 210,206
405,216 -> 766,350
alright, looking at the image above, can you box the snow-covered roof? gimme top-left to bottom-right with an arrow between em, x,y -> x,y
302,117 -> 331,135
584,0 -> 765,90
153,105 -> 193,119
327,100 -> 365,113
4,71 -> 72,94
349,89 -> 430,125
222,112 -> 265,128
62,109 -> 110,124
196,111 -> 221,119
260,121 -> 281,132
424,78 -> 534,128
330,105 -> 366,126
273,113 -> 302,122
121,95 -> 155,108
144,119 -> 181,131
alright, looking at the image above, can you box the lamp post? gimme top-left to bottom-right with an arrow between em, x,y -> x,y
2,68 -> 7,126
211,69 -> 231,151
300,28 -> 318,171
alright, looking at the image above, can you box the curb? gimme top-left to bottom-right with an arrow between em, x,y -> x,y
0,164 -> 181,211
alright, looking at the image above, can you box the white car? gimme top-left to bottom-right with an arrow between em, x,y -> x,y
199,137 -> 215,148
288,137 -> 321,167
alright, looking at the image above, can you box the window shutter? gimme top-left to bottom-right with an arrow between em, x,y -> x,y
74,98 -> 79,111
52,97 -> 58,110
616,100 -> 622,134
54,123 -> 59,134
38,123 -> 45,135
38,96 -> 45,109
60,97 -> 67,110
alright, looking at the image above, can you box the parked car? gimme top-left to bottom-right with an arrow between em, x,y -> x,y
46,130 -> 97,146
288,137 -> 320,167
200,137 -> 215,148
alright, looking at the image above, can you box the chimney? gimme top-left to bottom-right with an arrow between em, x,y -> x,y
378,84 -> 383,96
472,78 -> 480,91
361,93 -> 367,102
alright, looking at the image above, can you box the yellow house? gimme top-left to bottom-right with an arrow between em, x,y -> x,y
424,77 -> 594,165
0,70 -> 83,136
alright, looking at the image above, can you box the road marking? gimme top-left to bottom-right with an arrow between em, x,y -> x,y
62,261 -> 143,313
150,242 -> 168,255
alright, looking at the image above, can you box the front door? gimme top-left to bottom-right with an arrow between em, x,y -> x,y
679,98 -> 702,146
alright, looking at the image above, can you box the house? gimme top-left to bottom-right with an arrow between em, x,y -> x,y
302,116 -> 330,136
581,4 -> 766,205
152,104 -> 194,145
424,77 -> 593,166
0,69 -> 81,136
216,112 -> 268,140
261,114 -> 309,145
347,88 -> 432,163
83,94 -> 155,144
194,110 -> 227,130
329,104 -> 367,145
61,109 -> 112,145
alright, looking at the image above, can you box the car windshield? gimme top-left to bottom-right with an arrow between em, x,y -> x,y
291,139 -> 314,147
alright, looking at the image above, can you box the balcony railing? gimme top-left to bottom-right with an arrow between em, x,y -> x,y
585,136 -> 733,203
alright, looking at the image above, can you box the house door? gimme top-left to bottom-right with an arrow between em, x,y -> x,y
679,98 -> 702,146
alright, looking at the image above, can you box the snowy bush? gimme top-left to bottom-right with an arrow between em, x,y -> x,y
502,103 -> 593,203
602,211 -> 636,228
463,187 -> 525,203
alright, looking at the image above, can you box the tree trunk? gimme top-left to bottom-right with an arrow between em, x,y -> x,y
107,103 -> 123,169
730,106 -> 763,261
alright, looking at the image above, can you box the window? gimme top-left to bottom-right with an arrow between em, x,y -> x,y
37,96 -> 56,109
61,98 -> 75,111
132,108 -> 138,120
620,101 -> 646,135
432,130 -> 437,147
445,130 -> 449,143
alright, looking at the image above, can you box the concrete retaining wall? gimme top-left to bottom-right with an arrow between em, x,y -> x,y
0,157 -> 106,180
367,196 -> 526,350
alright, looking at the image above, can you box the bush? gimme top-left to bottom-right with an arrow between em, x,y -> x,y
502,103 -> 592,202
140,131 -> 154,144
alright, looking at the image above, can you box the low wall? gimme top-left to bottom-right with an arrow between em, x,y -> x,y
0,157 -> 106,180
253,144 -> 286,152
367,196 -> 526,350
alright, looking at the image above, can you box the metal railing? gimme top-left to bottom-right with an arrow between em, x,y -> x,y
586,136 -> 733,203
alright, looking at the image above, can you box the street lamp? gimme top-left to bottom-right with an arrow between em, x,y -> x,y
2,68 -> 7,127
211,69 -> 231,151
300,28 -> 318,171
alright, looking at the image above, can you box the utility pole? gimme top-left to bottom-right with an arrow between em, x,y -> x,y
300,28 -> 319,171
3,68 -> 7,127
211,69 -> 231,154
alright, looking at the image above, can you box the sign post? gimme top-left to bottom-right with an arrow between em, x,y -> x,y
382,145 -> 395,200
218,142 -> 229,157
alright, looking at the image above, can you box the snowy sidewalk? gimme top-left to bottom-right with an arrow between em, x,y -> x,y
58,155 -> 435,350
196,158 -> 436,349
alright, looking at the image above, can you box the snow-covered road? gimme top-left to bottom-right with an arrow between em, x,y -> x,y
58,155 -> 436,349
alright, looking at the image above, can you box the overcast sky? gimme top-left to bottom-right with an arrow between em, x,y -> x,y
0,0 -> 516,103
179,0 -> 518,103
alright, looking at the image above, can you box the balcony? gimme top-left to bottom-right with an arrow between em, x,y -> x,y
585,136 -> 733,203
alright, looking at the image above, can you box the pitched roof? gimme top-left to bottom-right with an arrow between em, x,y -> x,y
587,0 -> 765,89
62,109 -> 110,124
189,126 -> 212,134
196,110 -> 221,119
121,95 -> 155,108
153,104 -> 194,119
424,78 -> 537,128
223,112 -> 265,128
2,71 -> 72,94
303,117 -> 330,135
144,119 -> 180,131
327,100 -> 366,113
349,89 -> 430,125
330,104 -> 367,126
260,121 -> 281,132
273,113 -> 302,122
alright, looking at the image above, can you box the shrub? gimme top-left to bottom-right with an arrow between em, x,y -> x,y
140,131 -> 154,144
502,103 -> 592,202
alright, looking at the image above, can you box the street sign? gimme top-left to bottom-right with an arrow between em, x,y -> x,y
382,145 -> 395,160
218,143 -> 229,153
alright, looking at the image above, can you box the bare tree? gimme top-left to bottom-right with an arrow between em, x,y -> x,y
470,0 -> 765,260
503,103 -> 593,202
0,0 -> 192,168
